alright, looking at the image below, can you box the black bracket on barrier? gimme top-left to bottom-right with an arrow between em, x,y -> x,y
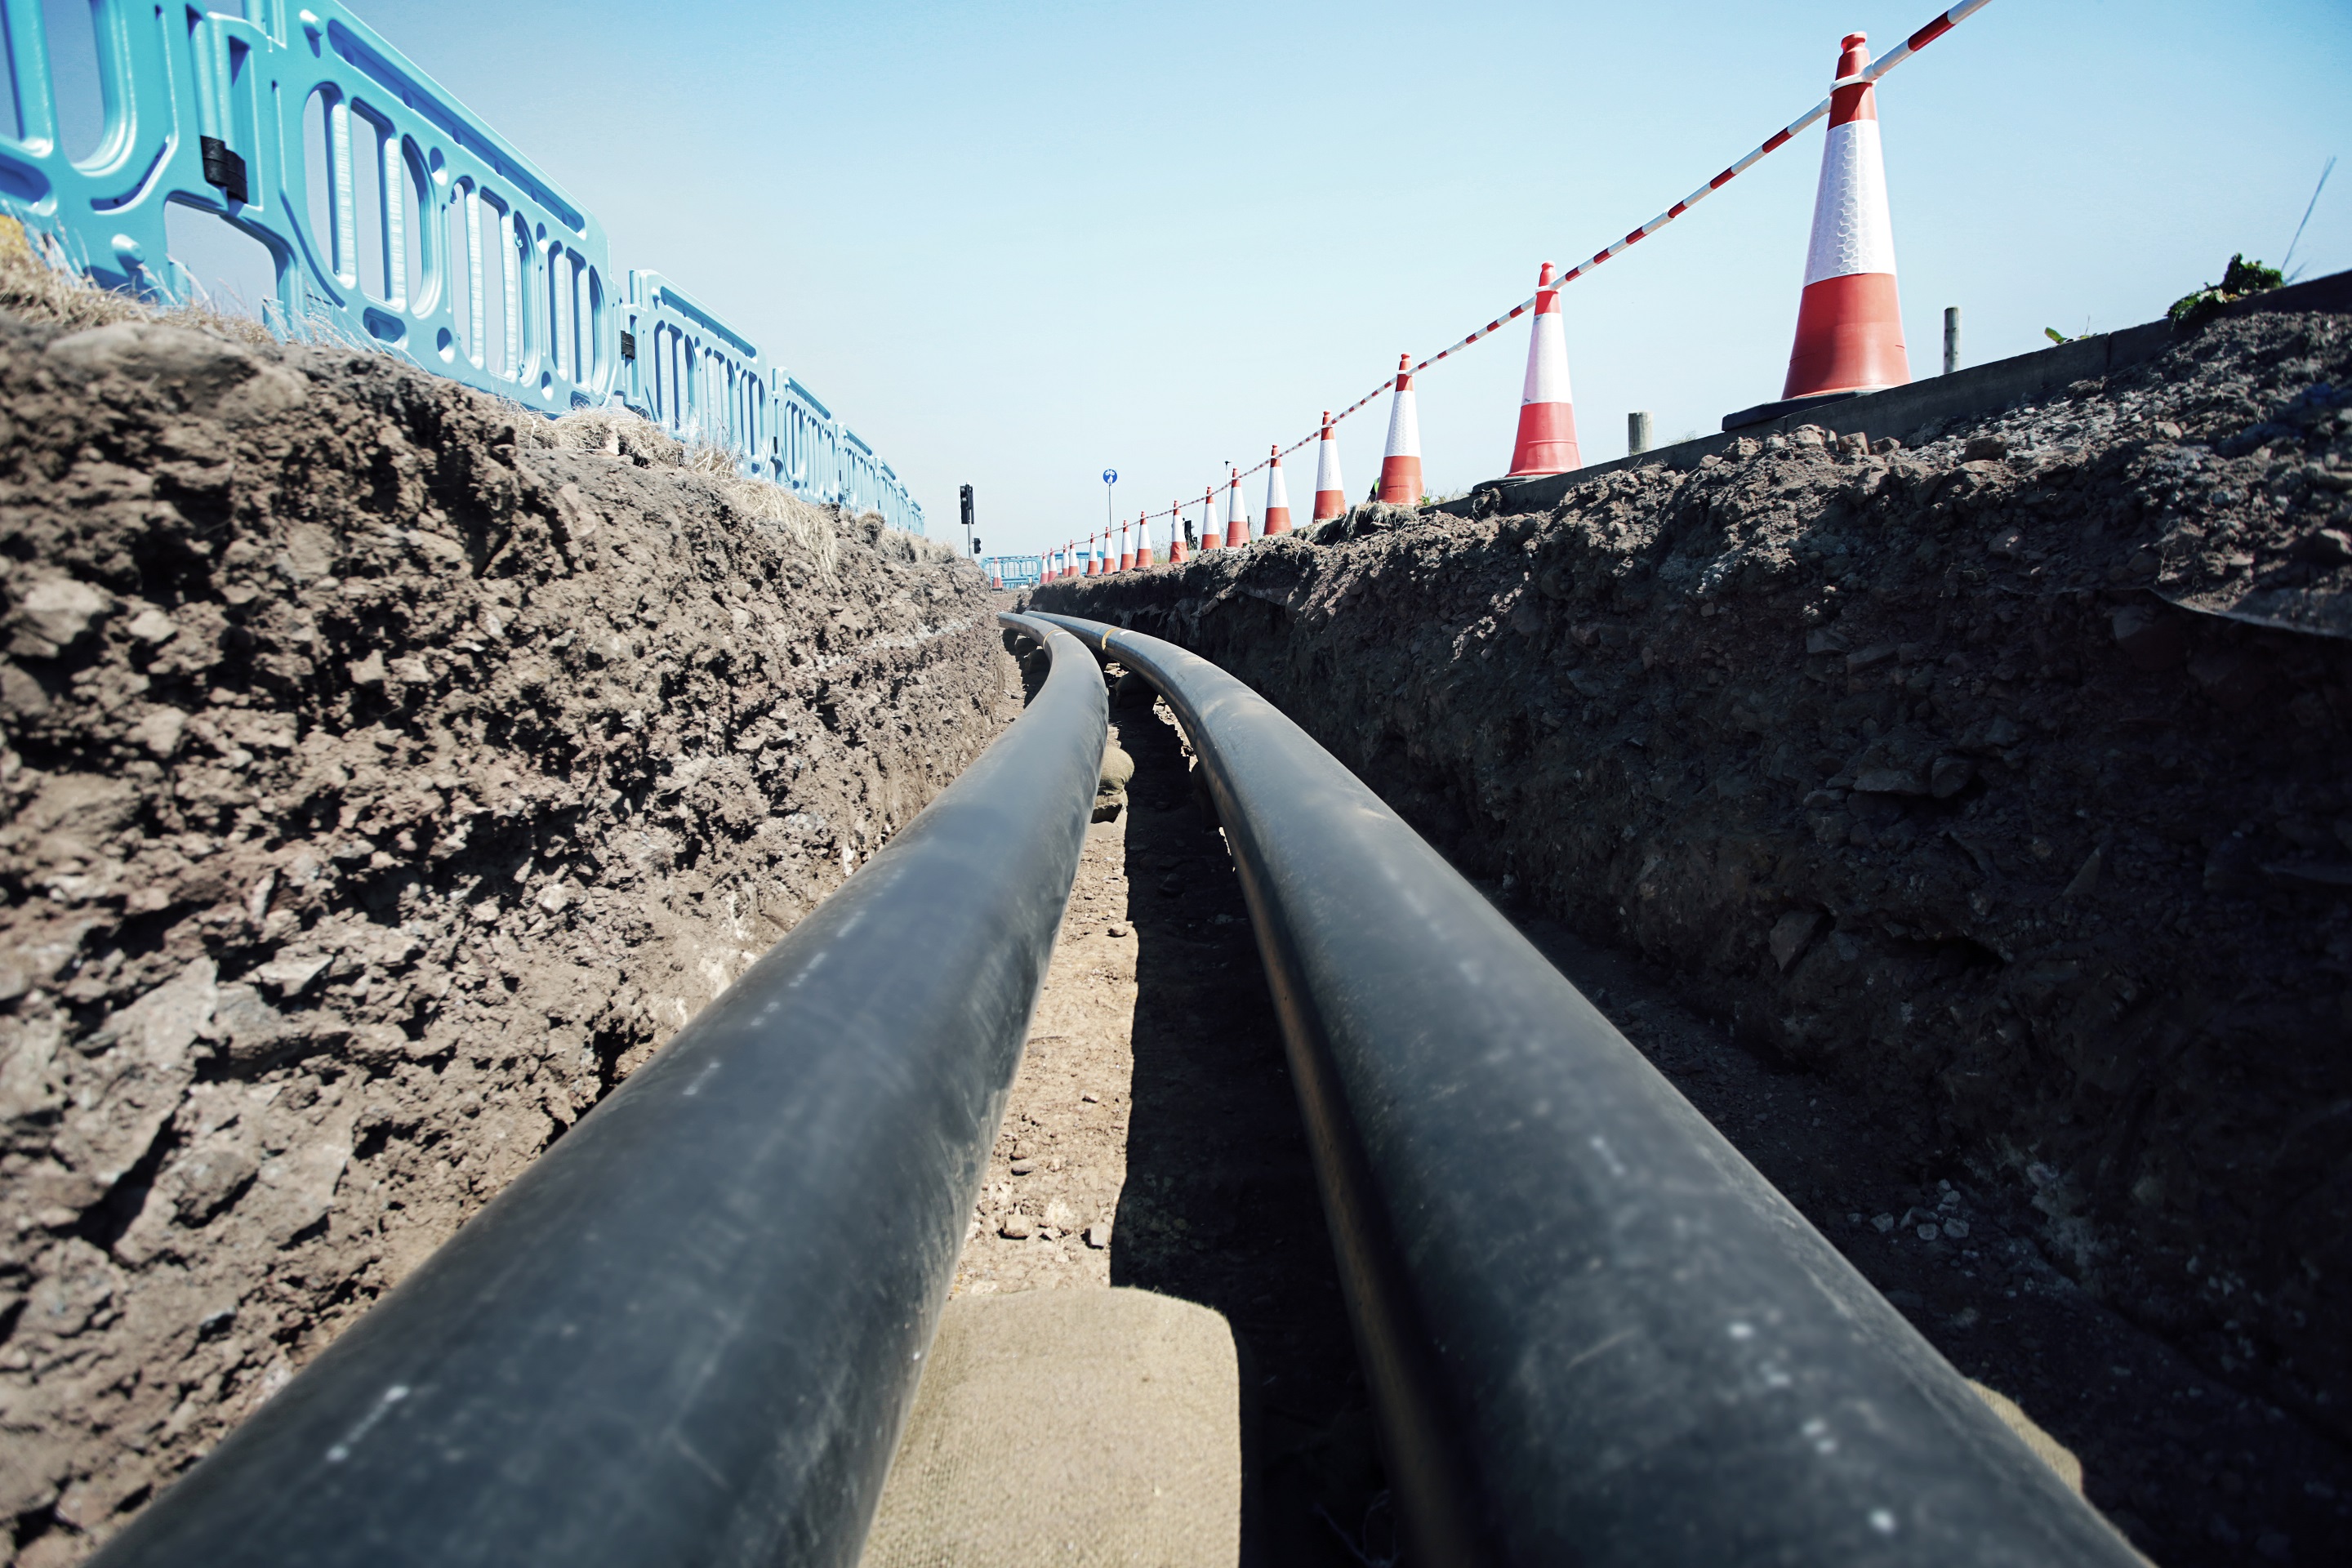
198,136 -> 247,205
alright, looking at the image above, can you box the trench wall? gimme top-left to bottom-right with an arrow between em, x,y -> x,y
0,308 -> 1013,1561
1035,310 -> 2352,1436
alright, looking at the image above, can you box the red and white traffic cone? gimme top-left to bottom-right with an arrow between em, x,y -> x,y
1135,516 -> 1155,570
1508,261 -> 1581,475
1083,535 -> 1097,577
1169,506 -> 1190,564
1783,32 -> 1909,399
1312,412 -> 1345,521
1224,466 -> 1249,549
1198,490 -> 1219,552
1119,521 -> 1133,572
1263,445 -> 1293,535
1378,354 -> 1423,505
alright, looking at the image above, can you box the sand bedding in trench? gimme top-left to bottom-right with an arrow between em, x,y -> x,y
951,678 -> 1385,1566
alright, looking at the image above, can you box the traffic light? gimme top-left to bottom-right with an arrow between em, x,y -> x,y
971,537 -> 982,555
959,484 -> 974,530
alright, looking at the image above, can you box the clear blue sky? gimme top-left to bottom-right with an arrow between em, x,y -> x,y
170,2 -> 2352,552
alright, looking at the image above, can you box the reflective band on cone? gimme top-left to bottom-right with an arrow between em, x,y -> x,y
1378,354 -> 1423,505
1312,411 -> 1346,521
1224,466 -> 1249,550
1263,444 -> 1292,535
1784,32 -> 1909,399
1508,261 -> 1581,476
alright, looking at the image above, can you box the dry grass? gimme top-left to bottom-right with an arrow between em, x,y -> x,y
1,214 -> 154,332
2,212 -> 334,353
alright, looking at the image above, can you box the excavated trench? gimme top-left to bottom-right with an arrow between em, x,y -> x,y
11,254 -> 2352,1566
1033,310 -> 2352,1567
0,302 -> 1019,1564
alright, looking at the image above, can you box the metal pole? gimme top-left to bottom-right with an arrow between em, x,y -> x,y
1627,410 -> 1653,455
1944,305 -> 1961,375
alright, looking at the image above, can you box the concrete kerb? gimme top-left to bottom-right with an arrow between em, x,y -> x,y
1437,267 -> 2352,521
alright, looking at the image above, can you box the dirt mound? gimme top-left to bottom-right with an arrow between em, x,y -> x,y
1035,311 -> 2352,1441
0,311 -> 1013,1562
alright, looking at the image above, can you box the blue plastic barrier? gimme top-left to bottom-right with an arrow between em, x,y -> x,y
0,0 -> 922,533
980,555 -> 1044,587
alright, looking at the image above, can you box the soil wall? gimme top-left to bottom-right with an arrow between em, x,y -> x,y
1034,311 -> 2352,1435
0,312 -> 1013,1562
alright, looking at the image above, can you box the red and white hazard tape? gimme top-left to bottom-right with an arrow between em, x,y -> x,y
1126,0 -> 1992,523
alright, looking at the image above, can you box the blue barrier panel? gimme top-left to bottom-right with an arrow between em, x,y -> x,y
611,276 -> 924,532
0,0 -> 921,532
617,268 -> 764,454
982,555 -> 1045,587
0,0 -> 613,411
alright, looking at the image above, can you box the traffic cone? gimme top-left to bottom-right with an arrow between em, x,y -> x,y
1312,412 -> 1346,521
1378,354 -> 1422,505
1263,445 -> 1293,535
1135,516 -> 1155,570
1199,490 -> 1219,552
1169,506 -> 1189,564
1224,466 -> 1250,549
1119,521 -> 1133,572
1508,262 -> 1581,475
1783,32 -> 1909,399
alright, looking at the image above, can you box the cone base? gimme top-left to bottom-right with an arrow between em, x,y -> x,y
1784,271 -> 1909,399
1312,492 -> 1347,521
1508,400 -> 1582,477
1263,510 -> 1292,535
1377,456 -> 1423,506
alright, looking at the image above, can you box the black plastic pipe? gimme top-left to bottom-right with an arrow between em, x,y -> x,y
1032,610 -> 2141,1568
91,613 -> 1105,1568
